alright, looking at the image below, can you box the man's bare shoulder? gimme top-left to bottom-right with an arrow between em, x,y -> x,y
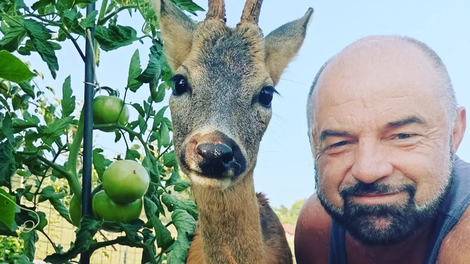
295,194 -> 332,264
438,205 -> 470,263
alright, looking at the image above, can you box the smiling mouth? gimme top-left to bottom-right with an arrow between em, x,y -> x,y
351,192 -> 407,205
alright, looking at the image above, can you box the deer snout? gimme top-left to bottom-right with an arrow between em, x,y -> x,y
197,143 -> 233,164
180,131 -> 247,179
197,143 -> 234,177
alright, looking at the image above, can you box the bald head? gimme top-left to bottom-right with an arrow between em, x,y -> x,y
307,36 -> 457,145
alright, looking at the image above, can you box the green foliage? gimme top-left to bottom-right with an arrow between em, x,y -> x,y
274,200 -> 305,225
0,0 -> 204,262
0,51 -> 35,83
0,236 -> 24,263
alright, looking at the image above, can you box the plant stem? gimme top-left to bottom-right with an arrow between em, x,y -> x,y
18,152 -> 82,201
97,5 -> 139,26
68,110 -> 84,179
40,229 -> 59,253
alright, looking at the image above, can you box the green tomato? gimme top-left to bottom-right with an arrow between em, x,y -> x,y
102,160 -> 149,204
92,190 -> 142,223
69,194 -> 81,226
93,95 -> 129,132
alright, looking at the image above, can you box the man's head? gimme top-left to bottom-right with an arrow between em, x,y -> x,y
307,35 -> 467,245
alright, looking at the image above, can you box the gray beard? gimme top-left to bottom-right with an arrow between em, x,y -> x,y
315,161 -> 454,246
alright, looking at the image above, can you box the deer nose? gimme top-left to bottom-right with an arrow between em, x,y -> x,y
197,143 -> 234,163
196,143 -> 236,178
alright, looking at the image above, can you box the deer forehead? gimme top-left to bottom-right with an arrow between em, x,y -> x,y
179,21 -> 271,91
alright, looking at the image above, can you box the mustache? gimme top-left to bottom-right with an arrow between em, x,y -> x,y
340,181 -> 416,198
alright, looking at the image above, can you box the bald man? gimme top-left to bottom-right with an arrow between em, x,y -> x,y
296,36 -> 468,264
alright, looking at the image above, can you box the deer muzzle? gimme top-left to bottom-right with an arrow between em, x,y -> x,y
180,131 -> 247,179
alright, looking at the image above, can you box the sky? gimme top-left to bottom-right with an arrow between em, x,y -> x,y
28,1 -> 470,208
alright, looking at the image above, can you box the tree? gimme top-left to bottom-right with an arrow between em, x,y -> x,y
0,0 -> 203,262
274,200 -> 305,226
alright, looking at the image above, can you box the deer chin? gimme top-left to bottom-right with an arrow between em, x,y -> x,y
183,167 -> 252,190
188,172 -> 233,189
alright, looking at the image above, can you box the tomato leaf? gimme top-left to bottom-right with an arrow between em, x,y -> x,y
145,197 -> 174,250
173,180 -> 190,192
138,115 -> 147,134
12,255 -> 32,264
125,148 -> 140,161
161,193 -> 198,220
136,47 -> 161,83
170,0 -> 204,15
1,112 -> 15,143
0,17 -> 27,52
166,209 -> 196,264
94,25 -> 138,51
79,10 -> 97,29
20,229 -> 38,262
38,186 -> 71,223
152,105 -> 168,131
18,81 -> 35,99
162,151 -> 177,168
44,215 -> 103,263
55,0 -> 74,13
61,76 -> 76,117
0,141 -> 16,189
114,130 -> 122,143
127,49 -> 143,92
132,103 -> 145,117
93,148 -> 112,181
23,19 -> 59,79
0,189 -> 16,230
31,0 -> 54,10
61,9 -> 84,35
159,122 -> 171,148
39,116 -> 73,145
0,51 -> 35,83
141,228 -> 158,263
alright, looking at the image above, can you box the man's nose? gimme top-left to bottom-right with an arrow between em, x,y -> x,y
351,141 -> 393,184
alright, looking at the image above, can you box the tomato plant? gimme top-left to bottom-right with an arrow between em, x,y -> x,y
93,95 -> 130,132
102,159 -> 149,204
0,0 -> 202,263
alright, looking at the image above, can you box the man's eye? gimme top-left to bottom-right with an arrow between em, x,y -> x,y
328,141 -> 349,149
396,133 -> 416,139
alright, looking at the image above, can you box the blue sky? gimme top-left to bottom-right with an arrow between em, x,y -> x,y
29,1 -> 470,208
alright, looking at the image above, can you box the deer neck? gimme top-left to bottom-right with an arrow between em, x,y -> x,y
192,169 -> 265,264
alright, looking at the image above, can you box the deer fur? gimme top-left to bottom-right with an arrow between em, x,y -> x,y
150,0 -> 313,263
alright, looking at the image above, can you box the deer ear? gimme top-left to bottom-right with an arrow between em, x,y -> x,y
150,0 -> 197,71
264,8 -> 313,85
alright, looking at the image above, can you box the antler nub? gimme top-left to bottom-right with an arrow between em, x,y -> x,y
240,0 -> 264,25
205,0 -> 226,22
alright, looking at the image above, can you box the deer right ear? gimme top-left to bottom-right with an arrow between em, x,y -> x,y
150,0 -> 197,71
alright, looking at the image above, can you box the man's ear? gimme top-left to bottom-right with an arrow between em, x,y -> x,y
264,8 -> 313,85
452,107 -> 467,152
150,0 -> 197,71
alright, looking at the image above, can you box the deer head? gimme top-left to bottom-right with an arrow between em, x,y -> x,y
152,0 -> 313,189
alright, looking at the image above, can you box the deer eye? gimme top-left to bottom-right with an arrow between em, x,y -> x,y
171,74 -> 191,96
257,86 -> 277,108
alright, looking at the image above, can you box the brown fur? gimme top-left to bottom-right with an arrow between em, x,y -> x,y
150,0 -> 313,263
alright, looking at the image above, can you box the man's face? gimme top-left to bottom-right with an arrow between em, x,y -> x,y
309,38 -> 454,245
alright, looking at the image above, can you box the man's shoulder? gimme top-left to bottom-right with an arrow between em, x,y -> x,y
438,204 -> 470,262
295,194 -> 331,264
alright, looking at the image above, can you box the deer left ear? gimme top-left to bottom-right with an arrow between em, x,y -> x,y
150,0 -> 197,71
264,8 -> 313,85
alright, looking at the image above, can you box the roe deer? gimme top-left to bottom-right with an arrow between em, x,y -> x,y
151,0 -> 313,263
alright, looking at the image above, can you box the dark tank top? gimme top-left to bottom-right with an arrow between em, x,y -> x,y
327,156 -> 470,264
